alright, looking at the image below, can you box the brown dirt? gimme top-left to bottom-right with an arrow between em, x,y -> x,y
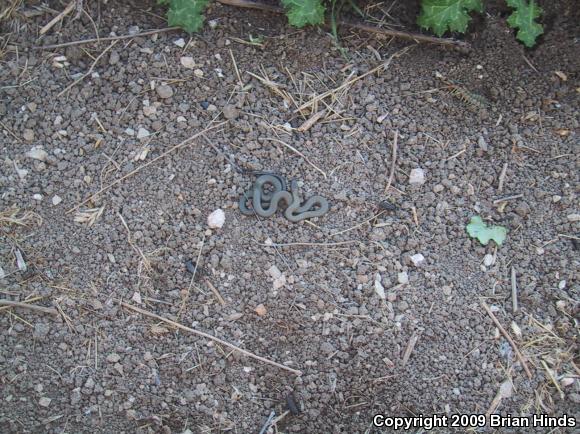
0,0 -> 578,433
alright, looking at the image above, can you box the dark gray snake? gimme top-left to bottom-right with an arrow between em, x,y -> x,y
239,174 -> 329,222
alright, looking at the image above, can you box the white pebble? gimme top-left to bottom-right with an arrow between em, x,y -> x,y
26,147 -> 48,161
558,280 -> 566,290
410,253 -> 425,267
32,194 -> 43,201
207,209 -> 225,228
409,168 -> 425,185
397,271 -> 409,285
483,254 -> 494,267
193,68 -> 204,78
180,56 -> 196,69
39,397 -> 51,407
137,127 -> 150,139
125,128 -> 135,136
131,291 -> 142,304
173,38 -> 186,48
567,214 -> 580,222
268,265 -> 282,280
374,274 -> 386,299
52,195 -> 62,206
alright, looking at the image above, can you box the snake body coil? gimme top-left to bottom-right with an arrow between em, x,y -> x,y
239,174 -> 329,222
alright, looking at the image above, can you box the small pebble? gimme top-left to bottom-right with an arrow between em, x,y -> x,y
173,38 -> 186,48
193,69 -> 204,78
52,195 -> 62,206
106,353 -> 121,363
566,214 -> 580,222
442,285 -> 452,296
207,209 -> 225,228
180,56 -> 196,69
23,129 -> 35,142
483,254 -> 494,267
397,271 -> 409,285
222,104 -> 239,120
108,50 -> 120,65
26,147 -> 48,161
38,397 -> 51,407
410,253 -> 425,266
156,84 -> 174,99
137,127 -> 150,139
254,304 -> 267,316
409,168 -> 425,185
477,135 -> 488,151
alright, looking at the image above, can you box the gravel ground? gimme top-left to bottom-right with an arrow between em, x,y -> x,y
0,0 -> 578,433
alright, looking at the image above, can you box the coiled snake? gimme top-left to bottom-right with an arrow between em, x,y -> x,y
239,174 -> 329,222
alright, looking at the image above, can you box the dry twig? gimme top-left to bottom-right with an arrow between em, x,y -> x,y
0,300 -> 58,315
39,0 -> 75,35
481,301 -> 532,379
383,130 -> 398,194
121,302 -> 302,375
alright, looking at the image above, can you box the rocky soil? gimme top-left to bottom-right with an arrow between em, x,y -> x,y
0,0 -> 578,433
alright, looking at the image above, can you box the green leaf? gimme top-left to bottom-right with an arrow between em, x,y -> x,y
506,0 -> 543,47
281,0 -> 325,28
167,0 -> 209,33
466,216 -> 507,246
417,0 -> 483,37
157,0 -> 170,5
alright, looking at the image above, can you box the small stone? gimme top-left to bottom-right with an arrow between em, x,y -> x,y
397,272 -> 409,285
558,280 -> 566,290
208,19 -> 218,29
410,253 -> 425,267
33,323 -> 50,339
128,25 -> 140,35
173,38 -> 186,48
442,285 -> 452,296
273,275 -> 286,290
177,116 -> 186,123
106,353 -> 121,363
137,127 -> 150,139
207,209 -> 225,229
54,115 -> 63,125
320,342 -> 335,354
193,69 -> 204,78
222,104 -> 239,120
109,50 -> 120,65
84,377 -> 95,389
433,184 -> 444,193
207,104 -> 217,112
387,292 -> 397,302
156,84 -> 174,99
26,147 -> 48,161
131,291 -> 142,304
143,105 -> 157,117
180,56 -> 196,69
255,304 -> 267,316
32,194 -> 43,201
23,129 -> 35,142
374,274 -> 386,300
409,168 -> 425,185
125,128 -> 135,136
566,214 -> 580,222
144,351 -> 153,362
70,388 -> 81,405
51,195 -> 62,206
514,202 -> 531,217
268,265 -> 282,280
477,136 -> 488,151
483,254 -> 494,267
38,397 -> 51,407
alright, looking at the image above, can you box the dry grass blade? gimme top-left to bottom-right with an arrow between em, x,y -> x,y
246,69 -> 296,108
39,0 -> 75,35
0,300 -> 58,315
261,137 -> 327,179
0,207 -> 42,230
74,206 -> 104,227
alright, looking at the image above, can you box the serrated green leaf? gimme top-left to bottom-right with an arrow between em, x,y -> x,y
417,0 -> 482,37
167,0 -> 209,33
281,0 -> 325,28
466,216 -> 507,246
506,0 -> 543,47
